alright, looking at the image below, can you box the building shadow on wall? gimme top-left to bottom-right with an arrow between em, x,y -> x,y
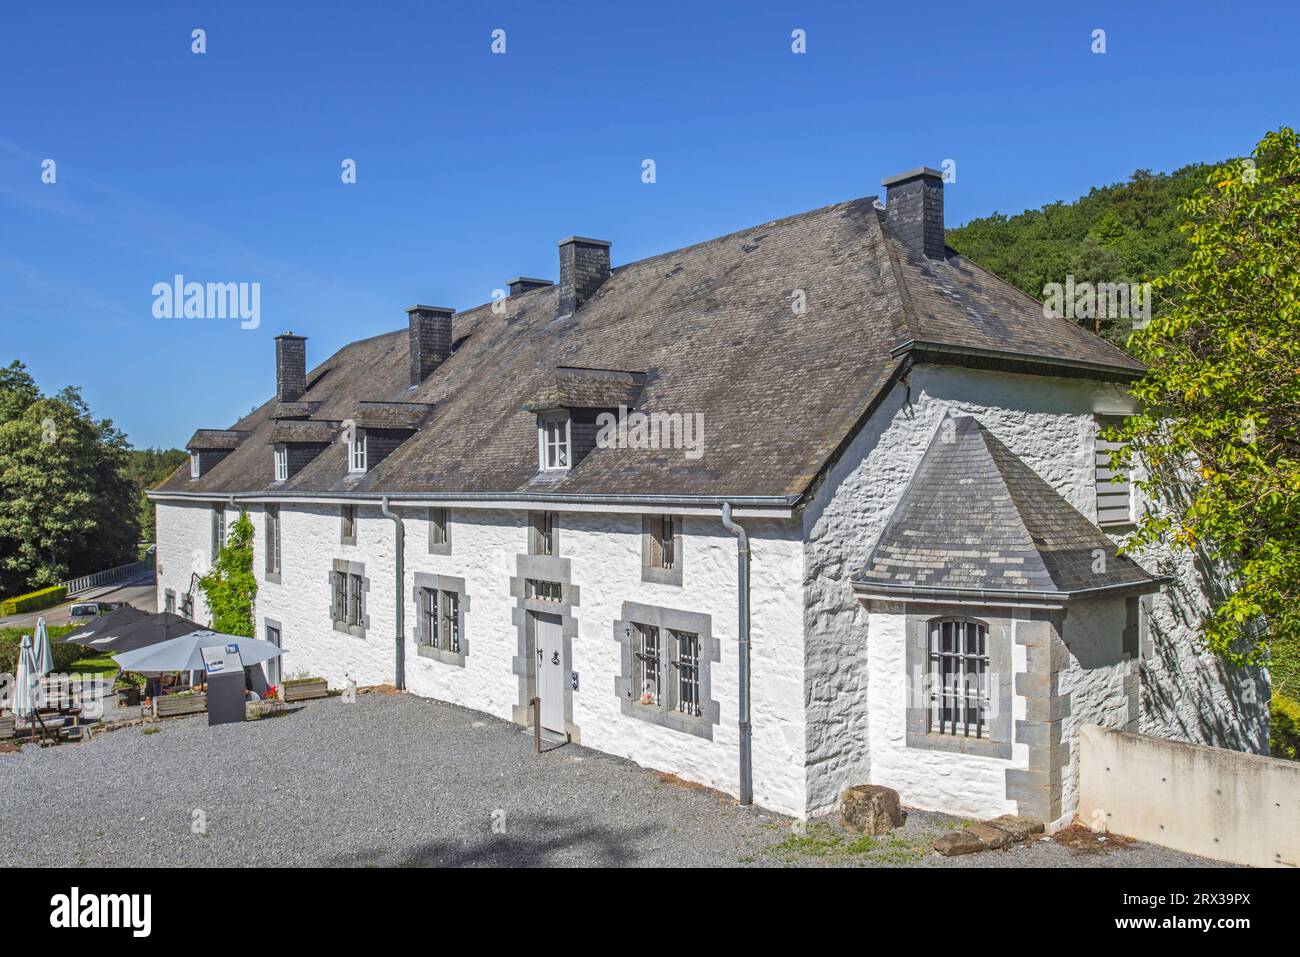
1136,482 -> 1270,752
323,816 -> 659,868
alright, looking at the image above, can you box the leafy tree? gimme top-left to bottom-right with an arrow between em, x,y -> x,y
0,376 -> 140,595
947,161 -> 1220,352
197,511 -> 256,637
1113,128 -> 1300,688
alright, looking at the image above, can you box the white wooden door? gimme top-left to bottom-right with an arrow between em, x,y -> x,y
535,612 -> 565,734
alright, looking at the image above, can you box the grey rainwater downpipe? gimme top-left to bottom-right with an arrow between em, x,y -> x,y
379,496 -> 405,690
720,502 -> 753,805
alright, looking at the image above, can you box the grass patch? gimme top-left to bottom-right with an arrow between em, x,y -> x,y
759,821 -> 937,866
68,655 -> 117,676
141,727 -> 160,735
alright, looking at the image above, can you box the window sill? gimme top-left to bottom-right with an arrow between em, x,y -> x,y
340,535 -> 357,547
907,730 -> 1012,760
641,565 -> 683,587
415,643 -> 465,668
264,571 -> 282,585
332,620 -> 366,640
620,698 -> 714,740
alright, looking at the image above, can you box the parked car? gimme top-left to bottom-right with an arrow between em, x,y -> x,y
67,600 -> 133,626
67,602 -> 103,626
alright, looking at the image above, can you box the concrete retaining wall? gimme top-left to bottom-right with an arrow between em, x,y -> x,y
1078,723 -> 1299,867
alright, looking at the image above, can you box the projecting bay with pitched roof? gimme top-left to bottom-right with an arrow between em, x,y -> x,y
154,196 -> 1145,502
853,416 -> 1161,601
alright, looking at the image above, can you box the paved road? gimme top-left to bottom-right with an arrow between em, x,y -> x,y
0,570 -> 157,631
0,692 -> 1223,868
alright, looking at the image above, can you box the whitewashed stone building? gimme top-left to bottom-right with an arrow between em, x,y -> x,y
150,168 -> 1269,824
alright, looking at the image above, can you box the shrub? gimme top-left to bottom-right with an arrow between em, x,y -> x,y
0,585 -> 68,617
1272,694 -> 1300,761
0,624 -> 83,676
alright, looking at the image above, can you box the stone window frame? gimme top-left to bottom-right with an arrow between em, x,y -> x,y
328,558 -> 369,639
428,507 -> 451,555
264,504 -> 282,583
273,445 -> 288,483
641,513 -> 683,586
528,510 -> 558,556
613,601 -> 720,740
905,607 -> 1013,759
340,504 -> 357,546
164,589 -> 176,614
412,571 -> 468,667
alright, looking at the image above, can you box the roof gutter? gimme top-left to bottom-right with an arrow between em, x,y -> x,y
890,338 -> 1146,383
719,502 -> 752,807
147,488 -> 799,514
379,496 -> 405,691
849,576 -> 1172,606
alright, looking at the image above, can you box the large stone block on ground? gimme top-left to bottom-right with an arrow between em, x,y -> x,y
965,821 -> 1012,849
984,814 -> 1044,843
933,830 -> 985,856
839,784 -> 906,835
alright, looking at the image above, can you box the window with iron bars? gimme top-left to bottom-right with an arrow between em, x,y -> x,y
633,623 -> 661,706
332,572 -> 364,627
526,578 -> 563,603
530,511 -> 556,556
649,514 -> 676,570
672,629 -> 701,717
419,587 -> 460,653
927,618 -> 989,738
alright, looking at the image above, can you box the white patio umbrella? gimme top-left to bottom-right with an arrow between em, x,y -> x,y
33,616 -> 53,676
112,630 -> 285,674
12,635 -> 40,722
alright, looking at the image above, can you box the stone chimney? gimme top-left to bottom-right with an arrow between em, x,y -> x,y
406,305 -> 454,386
275,333 -> 307,402
508,276 -> 553,297
882,167 -> 946,261
557,237 -> 611,317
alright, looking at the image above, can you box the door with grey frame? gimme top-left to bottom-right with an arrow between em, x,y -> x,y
533,612 -> 565,734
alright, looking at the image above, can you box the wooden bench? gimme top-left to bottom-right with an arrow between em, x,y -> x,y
154,693 -> 208,718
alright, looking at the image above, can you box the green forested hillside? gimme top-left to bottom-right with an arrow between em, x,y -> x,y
946,162 -> 1227,349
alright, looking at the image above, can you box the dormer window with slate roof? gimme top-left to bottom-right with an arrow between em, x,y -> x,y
185,429 -> 248,481
343,402 -> 432,477
524,367 -> 646,476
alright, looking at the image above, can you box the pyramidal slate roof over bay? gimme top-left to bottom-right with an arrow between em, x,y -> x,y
154,197 -> 1145,502
853,417 -> 1161,600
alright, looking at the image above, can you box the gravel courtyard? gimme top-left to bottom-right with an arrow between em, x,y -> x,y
0,692 -> 1219,868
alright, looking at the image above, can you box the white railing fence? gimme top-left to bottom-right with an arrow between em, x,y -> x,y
61,556 -> 155,597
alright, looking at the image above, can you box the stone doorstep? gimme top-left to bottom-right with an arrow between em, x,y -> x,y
932,815 -> 1045,857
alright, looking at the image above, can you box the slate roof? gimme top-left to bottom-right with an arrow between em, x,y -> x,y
523,367 -> 647,413
853,417 -> 1161,600
154,197 -> 1145,502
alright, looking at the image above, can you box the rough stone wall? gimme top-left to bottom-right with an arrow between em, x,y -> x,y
864,603 -> 1027,818
1057,596 -> 1139,824
159,500 -> 809,816
155,500 -> 218,624
801,361 -> 1267,818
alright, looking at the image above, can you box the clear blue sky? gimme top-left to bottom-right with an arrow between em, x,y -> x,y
1,1 -> 1295,449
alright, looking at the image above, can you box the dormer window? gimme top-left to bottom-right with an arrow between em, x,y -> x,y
348,431 -> 368,473
190,453 -> 200,479
273,445 -> 288,482
539,415 -> 571,472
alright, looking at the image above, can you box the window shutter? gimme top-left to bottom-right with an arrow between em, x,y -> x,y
1095,415 -> 1132,525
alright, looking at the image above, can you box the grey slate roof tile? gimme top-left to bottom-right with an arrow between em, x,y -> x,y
155,198 -> 1145,500
854,416 -> 1159,599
